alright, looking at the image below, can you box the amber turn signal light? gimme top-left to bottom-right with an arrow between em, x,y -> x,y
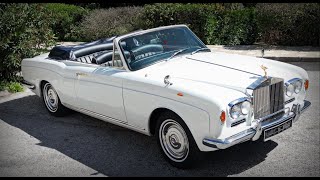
177,92 -> 184,96
304,80 -> 309,90
220,111 -> 226,123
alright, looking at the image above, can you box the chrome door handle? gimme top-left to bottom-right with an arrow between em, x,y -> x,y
76,72 -> 88,76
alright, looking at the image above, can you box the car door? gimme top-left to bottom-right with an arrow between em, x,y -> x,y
74,44 -> 127,123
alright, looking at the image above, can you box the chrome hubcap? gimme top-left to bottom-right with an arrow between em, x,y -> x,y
159,119 -> 189,162
43,83 -> 58,112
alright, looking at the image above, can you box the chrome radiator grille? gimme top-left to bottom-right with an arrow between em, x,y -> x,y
253,80 -> 284,119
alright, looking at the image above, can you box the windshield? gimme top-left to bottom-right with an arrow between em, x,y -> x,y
119,26 -> 207,71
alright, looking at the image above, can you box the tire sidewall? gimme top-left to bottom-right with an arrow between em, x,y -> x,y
155,111 -> 201,169
42,82 -> 69,117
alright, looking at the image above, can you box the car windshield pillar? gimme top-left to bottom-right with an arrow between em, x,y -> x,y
111,40 -> 129,70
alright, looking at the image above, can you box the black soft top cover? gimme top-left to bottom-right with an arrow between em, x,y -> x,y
48,36 -> 117,60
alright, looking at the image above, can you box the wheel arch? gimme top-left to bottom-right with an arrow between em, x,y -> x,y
146,102 -> 212,152
39,80 -> 62,100
39,80 -> 49,97
148,107 -> 186,136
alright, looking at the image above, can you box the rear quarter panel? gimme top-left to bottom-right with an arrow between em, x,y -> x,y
21,53 -> 74,105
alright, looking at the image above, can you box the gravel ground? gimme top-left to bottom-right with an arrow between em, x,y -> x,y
0,62 -> 319,177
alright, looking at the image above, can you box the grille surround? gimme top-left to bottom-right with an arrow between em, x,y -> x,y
247,77 -> 285,120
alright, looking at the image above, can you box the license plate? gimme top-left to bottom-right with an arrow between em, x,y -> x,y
264,119 -> 293,140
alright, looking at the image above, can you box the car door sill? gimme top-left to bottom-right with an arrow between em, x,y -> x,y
62,102 -> 150,136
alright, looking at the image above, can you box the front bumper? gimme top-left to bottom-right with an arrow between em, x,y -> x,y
203,100 -> 311,149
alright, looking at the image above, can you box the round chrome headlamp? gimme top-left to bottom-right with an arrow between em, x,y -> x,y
240,101 -> 251,115
285,78 -> 303,96
286,84 -> 294,97
230,104 -> 241,119
229,98 -> 252,119
294,80 -> 303,94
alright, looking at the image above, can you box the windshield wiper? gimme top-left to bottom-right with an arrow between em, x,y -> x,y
191,48 -> 211,55
166,48 -> 191,61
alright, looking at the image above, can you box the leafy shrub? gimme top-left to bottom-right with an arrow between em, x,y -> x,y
7,81 -> 24,93
75,3 -> 318,46
0,4 -> 55,82
206,8 -> 258,45
0,81 -> 6,91
140,3 -> 257,45
139,3 -> 319,46
0,81 -> 24,93
45,3 -> 88,41
256,3 -> 320,46
78,6 -> 143,41
140,3 -> 224,43
0,3 -> 6,9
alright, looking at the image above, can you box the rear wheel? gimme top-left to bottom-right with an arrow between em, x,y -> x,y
42,82 -> 70,117
155,111 -> 201,169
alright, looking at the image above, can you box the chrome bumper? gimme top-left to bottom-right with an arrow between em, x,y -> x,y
203,100 -> 311,149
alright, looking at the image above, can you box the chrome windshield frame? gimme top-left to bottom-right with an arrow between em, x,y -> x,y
114,24 -> 208,72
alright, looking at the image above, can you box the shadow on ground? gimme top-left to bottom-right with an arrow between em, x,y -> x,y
0,95 -> 278,176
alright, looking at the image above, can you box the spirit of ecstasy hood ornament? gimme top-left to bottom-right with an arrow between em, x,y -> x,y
260,64 -> 268,78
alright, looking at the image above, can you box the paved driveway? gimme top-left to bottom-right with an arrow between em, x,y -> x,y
0,62 -> 319,177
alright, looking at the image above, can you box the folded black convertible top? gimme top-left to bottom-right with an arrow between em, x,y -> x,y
48,36 -> 117,60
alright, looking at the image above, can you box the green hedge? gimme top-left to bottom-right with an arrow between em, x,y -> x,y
45,3 -> 88,41
140,3 -> 222,44
45,3 -> 319,46
78,6 -> 143,41
0,4 -> 55,82
139,3 -> 257,45
205,8 -> 258,45
256,3 -> 320,46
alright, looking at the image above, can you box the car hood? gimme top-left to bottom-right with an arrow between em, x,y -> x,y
139,51 -> 307,94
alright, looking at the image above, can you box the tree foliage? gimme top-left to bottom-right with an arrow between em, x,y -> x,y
0,4 -> 55,81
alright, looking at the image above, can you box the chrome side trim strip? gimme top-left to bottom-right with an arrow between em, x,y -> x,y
62,102 -> 150,136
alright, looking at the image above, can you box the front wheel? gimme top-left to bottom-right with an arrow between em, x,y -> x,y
42,82 -> 70,117
155,111 -> 201,169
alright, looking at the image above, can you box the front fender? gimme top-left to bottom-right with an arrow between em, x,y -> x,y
122,86 -> 215,151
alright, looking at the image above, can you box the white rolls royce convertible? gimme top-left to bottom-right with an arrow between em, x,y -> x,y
21,25 -> 311,168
